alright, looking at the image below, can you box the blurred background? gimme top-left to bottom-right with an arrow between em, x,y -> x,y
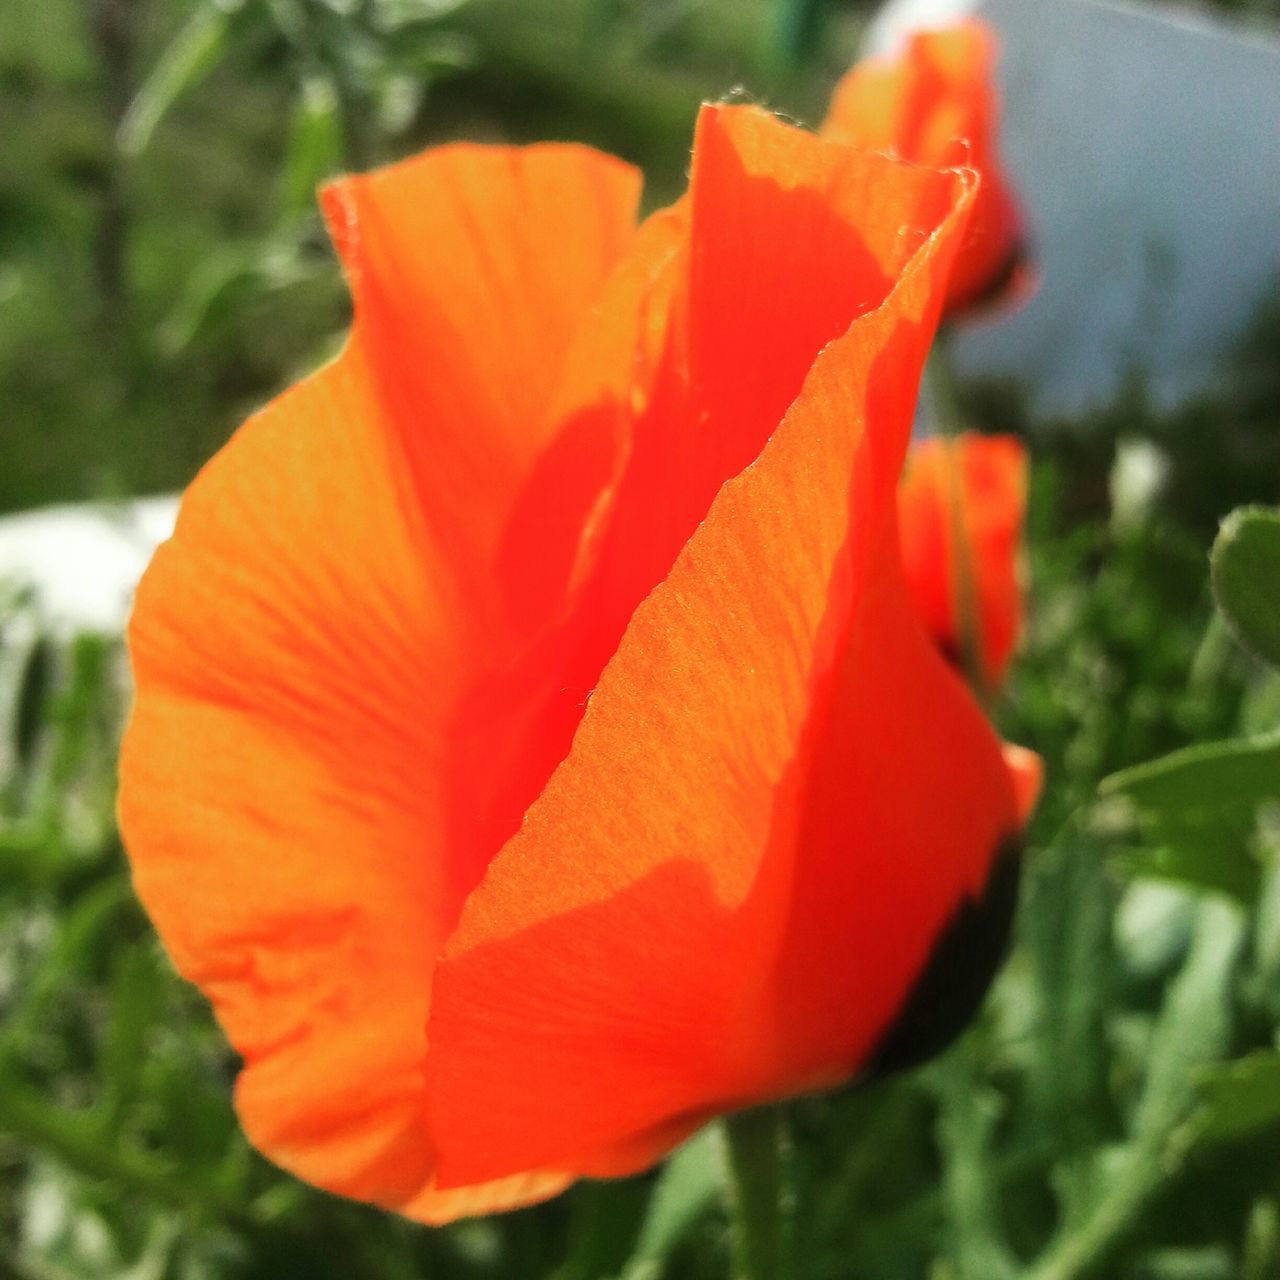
3,0 -> 1280,1277
0,0 -> 863,516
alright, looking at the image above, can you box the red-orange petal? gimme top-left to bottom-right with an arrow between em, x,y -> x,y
119,143 -> 644,1221
570,98 -> 966,651
822,20 -> 1026,316
898,432 -> 1027,689
423,104 -> 1017,1188
443,102 -> 976,909
320,141 -> 641,607
493,99 -> 971,811
1002,742 -> 1044,828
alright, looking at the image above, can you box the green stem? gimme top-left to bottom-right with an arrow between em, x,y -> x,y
924,325 -> 965,431
765,0 -> 829,71
925,332 -> 993,710
720,1106 -> 787,1280
1025,1148 -> 1175,1280
940,433 -> 992,709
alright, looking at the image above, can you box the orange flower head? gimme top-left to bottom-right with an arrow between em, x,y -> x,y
822,20 -> 1031,318
899,432 -> 1028,692
119,104 -> 1039,1223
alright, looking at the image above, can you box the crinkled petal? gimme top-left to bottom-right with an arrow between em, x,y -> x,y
321,141 -> 642,604
424,106 -> 1017,1188
491,103 -> 971,824
120,143 -> 643,1220
568,102 -> 965,661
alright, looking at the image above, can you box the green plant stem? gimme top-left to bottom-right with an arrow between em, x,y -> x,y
766,0 -> 829,71
720,1106 -> 788,1280
924,326 -> 965,429
925,331 -> 993,709
940,433 -> 991,708
1026,902 -> 1244,1280
1025,1148 -> 1177,1280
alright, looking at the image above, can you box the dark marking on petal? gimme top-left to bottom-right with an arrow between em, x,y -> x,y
863,836 -> 1021,1079
949,238 -> 1035,319
935,635 -> 963,674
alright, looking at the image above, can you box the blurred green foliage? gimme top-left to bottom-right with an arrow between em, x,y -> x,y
5,0 -> 1280,1277
0,0 -> 865,516
7,402 -> 1280,1277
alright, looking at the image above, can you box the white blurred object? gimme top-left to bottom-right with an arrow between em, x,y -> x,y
0,496 -> 179,633
870,0 -> 1280,419
865,0 -> 981,51
1109,437 -> 1170,534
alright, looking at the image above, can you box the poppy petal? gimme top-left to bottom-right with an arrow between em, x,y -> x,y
437,102 -> 973,901
1002,741 -> 1043,827
565,102 -> 967,666
423,106 -> 1014,1187
121,356 -> 463,1209
492,103 -> 974,819
120,142 -> 644,1217
320,141 -> 642,597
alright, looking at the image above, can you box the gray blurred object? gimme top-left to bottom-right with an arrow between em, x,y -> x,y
871,0 -> 1280,420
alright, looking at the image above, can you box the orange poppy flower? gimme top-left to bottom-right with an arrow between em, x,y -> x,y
822,20 -> 1030,317
119,103 -> 1039,1223
899,432 -> 1027,692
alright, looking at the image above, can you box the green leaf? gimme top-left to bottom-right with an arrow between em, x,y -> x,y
765,0 -> 828,69
1212,506 -> 1280,669
616,1127 -> 721,1280
0,878 -> 131,1069
1134,900 -> 1244,1147
372,0 -> 472,31
1021,830 -> 1114,1156
279,76 -> 343,222
156,247 -> 262,355
12,634 -> 52,776
99,945 -> 166,1137
932,1050 -> 1018,1280
118,1 -> 242,157
1244,1199 -> 1280,1280
1100,731 -> 1280,901
554,1178 -> 649,1280
1252,844 -> 1280,998
1193,1051 -> 1280,1145
157,240 -> 313,355
1131,1247 -> 1234,1280
1026,901 -> 1245,1280
0,1077 -> 252,1226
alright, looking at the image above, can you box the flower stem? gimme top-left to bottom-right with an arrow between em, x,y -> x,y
719,1106 -> 788,1280
925,330 -> 994,711
940,433 -> 992,709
